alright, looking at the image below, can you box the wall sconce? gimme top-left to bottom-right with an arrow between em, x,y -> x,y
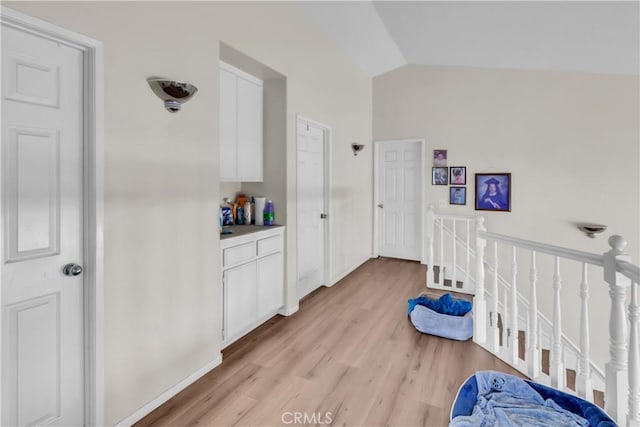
351,143 -> 364,156
578,223 -> 607,238
147,78 -> 198,113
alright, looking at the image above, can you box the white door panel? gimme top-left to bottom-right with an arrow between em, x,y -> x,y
2,24 -> 85,426
376,141 -> 422,261
297,120 -> 326,299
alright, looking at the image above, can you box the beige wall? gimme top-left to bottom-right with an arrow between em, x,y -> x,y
374,64 -> 639,367
5,2 -> 373,424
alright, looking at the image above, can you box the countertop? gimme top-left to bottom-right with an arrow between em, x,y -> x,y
220,224 -> 284,240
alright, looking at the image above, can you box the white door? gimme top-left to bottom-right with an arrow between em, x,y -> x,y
296,118 -> 327,299
375,140 -> 422,261
257,252 -> 284,318
223,262 -> 258,340
2,24 -> 85,426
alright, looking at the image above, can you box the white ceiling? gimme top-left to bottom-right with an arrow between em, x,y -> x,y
298,1 -> 640,77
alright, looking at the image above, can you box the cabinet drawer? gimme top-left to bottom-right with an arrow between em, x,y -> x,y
223,242 -> 256,267
257,234 -> 282,255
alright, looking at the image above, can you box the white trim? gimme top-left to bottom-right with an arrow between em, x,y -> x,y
295,115 -> 332,293
330,254 -> 372,286
278,303 -> 299,316
373,138 -> 426,262
0,7 -> 105,426
114,355 -> 223,427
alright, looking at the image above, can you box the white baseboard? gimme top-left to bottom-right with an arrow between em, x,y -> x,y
278,304 -> 299,316
330,254 -> 372,286
115,354 -> 223,427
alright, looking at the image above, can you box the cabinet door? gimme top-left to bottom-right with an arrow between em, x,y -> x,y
257,252 -> 284,319
219,68 -> 237,181
223,262 -> 257,340
236,76 -> 263,182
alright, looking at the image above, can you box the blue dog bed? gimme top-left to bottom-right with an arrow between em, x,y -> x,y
450,371 -> 616,426
407,294 -> 473,341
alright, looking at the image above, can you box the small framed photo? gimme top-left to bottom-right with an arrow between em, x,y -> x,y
450,166 -> 466,185
475,173 -> 511,212
450,187 -> 466,205
432,167 -> 448,185
433,149 -> 447,166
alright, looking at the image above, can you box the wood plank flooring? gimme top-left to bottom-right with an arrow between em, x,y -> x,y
136,258 -> 523,427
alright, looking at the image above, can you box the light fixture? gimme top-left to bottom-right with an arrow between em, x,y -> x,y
147,78 -> 198,113
578,223 -> 607,238
351,143 -> 364,156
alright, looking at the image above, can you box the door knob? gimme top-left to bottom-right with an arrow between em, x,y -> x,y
320,213 -> 327,219
62,263 -> 83,277
377,203 -> 384,208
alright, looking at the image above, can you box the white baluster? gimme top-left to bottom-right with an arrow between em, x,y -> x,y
473,217 -> 487,344
628,281 -> 640,426
551,256 -> 565,390
509,246 -> 519,366
528,251 -> 540,378
504,274 -> 509,351
491,241 -> 500,353
452,220 -> 457,288
439,218 -> 444,284
605,235 -> 632,423
426,206 -> 435,286
465,220 -> 470,286
576,263 -> 593,401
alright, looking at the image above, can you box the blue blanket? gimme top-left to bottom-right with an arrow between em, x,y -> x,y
450,371 -> 589,426
407,293 -> 472,316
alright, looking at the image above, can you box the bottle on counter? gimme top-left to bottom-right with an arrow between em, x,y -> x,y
244,201 -> 252,225
237,205 -> 244,225
263,200 -> 275,226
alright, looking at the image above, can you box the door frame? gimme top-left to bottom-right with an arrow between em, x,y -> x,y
373,139 -> 426,263
0,7 -> 105,426
295,115 -> 331,295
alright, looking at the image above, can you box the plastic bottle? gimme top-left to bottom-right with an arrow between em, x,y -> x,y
244,201 -> 252,224
263,200 -> 274,226
237,205 -> 244,225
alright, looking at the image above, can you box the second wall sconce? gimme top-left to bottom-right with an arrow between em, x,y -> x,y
147,78 -> 198,113
351,143 -> 364,156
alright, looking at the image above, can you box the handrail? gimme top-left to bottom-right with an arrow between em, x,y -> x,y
480,231 -> 605,267
432,212 -> 478,221
619,260 -> 640,283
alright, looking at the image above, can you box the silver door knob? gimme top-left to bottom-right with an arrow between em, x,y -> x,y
62,263 -> 83,277
377,203 -> 384,208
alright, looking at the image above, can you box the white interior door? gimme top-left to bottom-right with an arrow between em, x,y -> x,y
376,140 -> 422,261
2,24 -> 85,426
297,118 -> 327,300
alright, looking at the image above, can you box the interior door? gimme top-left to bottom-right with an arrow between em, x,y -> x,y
297,119 -> 326,299
376,140 -> 422,261
1,24 -> 85,426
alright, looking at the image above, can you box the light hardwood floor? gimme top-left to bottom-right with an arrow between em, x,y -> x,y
136,258 -> 523,427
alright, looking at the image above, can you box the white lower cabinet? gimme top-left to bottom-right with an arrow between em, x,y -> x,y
257,252 -> 284,318
221,227 -> 284,346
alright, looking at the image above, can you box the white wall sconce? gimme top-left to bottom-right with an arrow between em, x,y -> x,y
351,143 -> 364,156
578,223 -> 607,238
147,78 -> 198,113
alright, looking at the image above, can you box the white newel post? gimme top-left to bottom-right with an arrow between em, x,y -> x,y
491,241 -> 500,353
426,206 -> 435,286
577,263 -> 593,401
628,281 -> 640,426
528,251 -> 540,378
509,246 -> 519,366
473,217 -> 487,344
605,235 -> 631,423
551,256 -> 566,390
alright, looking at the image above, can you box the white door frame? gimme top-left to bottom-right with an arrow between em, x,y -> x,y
296,115 -> 331,292
0,8 -> 105,426
373,138 -> 426,263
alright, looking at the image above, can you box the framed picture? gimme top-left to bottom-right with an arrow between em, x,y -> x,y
450,166 -> 466,185
433,149 -> 447,166
475,173 -> 511,212
432,167 -> 448,185
450,187 -> 466,205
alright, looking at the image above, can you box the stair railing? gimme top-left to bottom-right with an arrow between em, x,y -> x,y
426,208 -> 640,424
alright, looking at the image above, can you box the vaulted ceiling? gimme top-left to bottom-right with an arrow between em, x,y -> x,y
298,1 -> 640,77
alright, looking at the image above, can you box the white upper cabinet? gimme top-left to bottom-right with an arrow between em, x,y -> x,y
219,62 -> 263,182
